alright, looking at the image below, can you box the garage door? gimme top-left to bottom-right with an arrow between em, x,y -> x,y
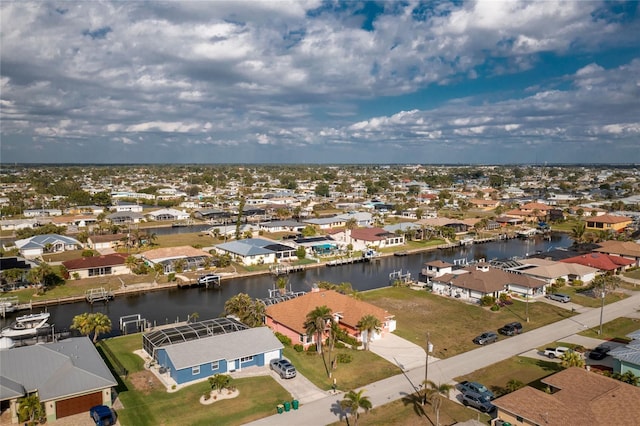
56,392 -> 103,418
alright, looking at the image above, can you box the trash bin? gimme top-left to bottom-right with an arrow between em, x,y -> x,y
276,404 -> 284,414
284,401 -> 291,412
292,399 -> 299,410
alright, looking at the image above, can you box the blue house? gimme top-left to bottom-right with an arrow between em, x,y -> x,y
142,318 -> 283,385
609,329 -> 640,378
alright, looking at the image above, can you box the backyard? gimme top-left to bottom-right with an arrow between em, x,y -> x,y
98,334 -> 292,426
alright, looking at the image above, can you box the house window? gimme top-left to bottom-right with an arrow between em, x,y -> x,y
516,416 -> 523,422
240,356 -> 254,363
192,366 -> 200,375
300,334 -> 306,343
211,361 -> 219,370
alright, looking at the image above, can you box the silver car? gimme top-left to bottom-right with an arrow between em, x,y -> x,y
546,293 -> 571,303
270,358 -> 297,379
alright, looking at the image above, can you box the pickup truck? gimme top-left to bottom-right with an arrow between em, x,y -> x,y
543,346 -> 571,359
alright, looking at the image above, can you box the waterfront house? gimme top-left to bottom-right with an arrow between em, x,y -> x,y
585,214 -> 632,233
142,318 -> 282,386
491,367 -> 640,426
141,246 -> 212,273
302,216 -> 347,230
421,260 -> 454,281
62,253 -> 129,279
105,211 -> 144,224
213,238 -> 296,265
348,227 -> 404,251
502,258 -> 599,286
14,234 -> 82,259
86,233 -> 128,251
0,337 -> 117,424
264,289 -> 396,350
109,202 -> 143,213
257,220 -> 306,233
146,208 -> 190,221
431,263 -> 546,300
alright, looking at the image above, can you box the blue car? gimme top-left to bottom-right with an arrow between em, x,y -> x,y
456,380 -> 495,400
89,405 -> 116,426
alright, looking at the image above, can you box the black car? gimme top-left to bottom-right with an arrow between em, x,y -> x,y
589,344 -> 611,360
498,322 -> 523,336
473,331 -> 498,345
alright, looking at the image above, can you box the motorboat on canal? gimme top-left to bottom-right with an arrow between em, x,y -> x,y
0,312 -> 52,338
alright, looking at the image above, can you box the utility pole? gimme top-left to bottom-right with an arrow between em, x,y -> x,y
424,331 -> 433,406
526,294 -> 529,323
599,288 -> 605,335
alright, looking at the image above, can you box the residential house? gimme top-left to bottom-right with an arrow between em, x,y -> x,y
213,238 -> 297,265
86,233 -> 128,251
257,220 -> 306,233
109,202 -> 144,213
585,214 -> 633,233
348,227 -> 404,251
0,337 -> 117,423
141,246 -> 212,273
420,260 -> 454,281
416,217 -> 470,234
142,318 -> 282,386
23,209 -> 63,217
491,367 -> 640,426
62,253 -> 129,279
560,252 -> 634,274
0,218 -> 43,232
302,216 -> 347,230
594,240 -> 640,267
14,234 -> 82,259
504,202 -> 553,223
431,264 -> 546,300
105,212 -> 144,224
146,208 -> 190,221
264,289 -> 396,349
504,258 -> 599,286
468,199 -> 500,211
608,329 -> 640,378
336,211 -> 374,227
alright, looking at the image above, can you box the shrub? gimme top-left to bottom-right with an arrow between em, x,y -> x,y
202,391 -> 210,400
490,304 -> 500,311
73,272 -> 81,280
555,277 -> 566,286
499,293 -> 509,302
339,334 -> 358,347
293,344 -> 304,352
337,353 -> 352,364
480,295 -> 496,307
275,332 -> 292,346
572,279 -> 584,287
335,341 -> 346,349
81,249 -> 95,257
167,273 -> 176,282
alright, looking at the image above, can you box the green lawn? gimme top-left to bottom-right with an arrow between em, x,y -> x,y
98,334 -> 292,426
624,268 -> 640,281
454,356 -> 563,396
283,345 -> 402,391
579,317 -> 640,342
361,287 -> 574,359
555,285 -> 627,308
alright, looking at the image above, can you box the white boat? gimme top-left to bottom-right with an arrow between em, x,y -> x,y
0,312 -> 51,338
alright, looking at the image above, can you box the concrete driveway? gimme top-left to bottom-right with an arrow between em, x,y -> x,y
369,333 -> 429,372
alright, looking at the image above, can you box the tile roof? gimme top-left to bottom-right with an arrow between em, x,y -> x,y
265,290 -> 393,334
560,252 -> 635,271
350,227 -> 395,241
492,368 -> 640,426
520,202 -> 553,211
594,240 -> 640,258
586,214 -> 632,224
62,253 -> 127,270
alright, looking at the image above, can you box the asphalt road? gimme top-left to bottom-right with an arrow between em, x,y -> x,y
246,291 -> 640,426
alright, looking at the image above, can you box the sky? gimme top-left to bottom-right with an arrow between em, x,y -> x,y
1,1 -> 639,165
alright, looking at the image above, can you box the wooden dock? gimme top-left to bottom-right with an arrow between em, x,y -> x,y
327,256 -> 370,267
85,287 -> 114,303
269,264 -> 306,276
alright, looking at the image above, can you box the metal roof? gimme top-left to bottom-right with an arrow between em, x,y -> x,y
143,317 -> 249,351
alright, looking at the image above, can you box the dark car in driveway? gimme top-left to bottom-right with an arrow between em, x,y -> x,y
589,344 -> 611,360
473,331 -> 498,345
89,405 -> 116,426
456,380 -> 495,400
460,391 -> 496,413
498,322 -> 523,336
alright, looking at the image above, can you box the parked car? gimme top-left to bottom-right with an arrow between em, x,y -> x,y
498,322 -> 523,336
269,358 -> 297,379
546,293 -> 571,303
89,405 -> 116,426
589,344 -> 611,360
473,331 -> 498,345
456,380 -> 495,400
543,346 -> 571,359
460,391 -> 496,413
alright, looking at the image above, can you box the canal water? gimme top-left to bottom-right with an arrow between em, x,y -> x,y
1,233 -> 571,334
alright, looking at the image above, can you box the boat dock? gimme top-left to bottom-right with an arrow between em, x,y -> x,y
85,287 -> 114,303
327,256 -> 370,266
0,296 -> 19,318
269,264 -> 307,275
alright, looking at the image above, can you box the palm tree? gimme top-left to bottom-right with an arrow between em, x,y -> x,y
571,222 -> 586,244
506,379 -> 524,393
208,374 -> 232,393
223,293 -> 253,320
71,312 -> 112,343
125,255 -> 138,272
275,276 -> 288,295
340,389 -> 372,426
172,258 -> 187,273
560,350 -> 585,368
619,371 -> 639,386
304,305 -> 333,354
423,381 -> 452,425
18,394 -> 44,425
356,314 -> 382,351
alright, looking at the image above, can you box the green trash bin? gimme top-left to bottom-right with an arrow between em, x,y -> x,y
283,401 -> 291,412
276,404 -> 284,414
292,399 -> 299,410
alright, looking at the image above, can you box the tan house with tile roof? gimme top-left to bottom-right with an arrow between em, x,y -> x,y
585,214 -> 632,233
492,367 -> 640,426
264,289 -> 396,349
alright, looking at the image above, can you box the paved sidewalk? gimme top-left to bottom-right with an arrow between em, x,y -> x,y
246,291 -> 640,426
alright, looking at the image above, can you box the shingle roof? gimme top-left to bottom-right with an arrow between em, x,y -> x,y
265,289 -> 393,334
163,327 -> 283,370
350,227 -> 394,241
560,252 -> 635,271
435,265 -> 545,292
14,234 -> 81,250
0,337 -> 117,402
142,246 -> 211,261
214,239 -> 276,256
492,368 -> 640,426
594,240 -> 640,258
62,253 -> 127,270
